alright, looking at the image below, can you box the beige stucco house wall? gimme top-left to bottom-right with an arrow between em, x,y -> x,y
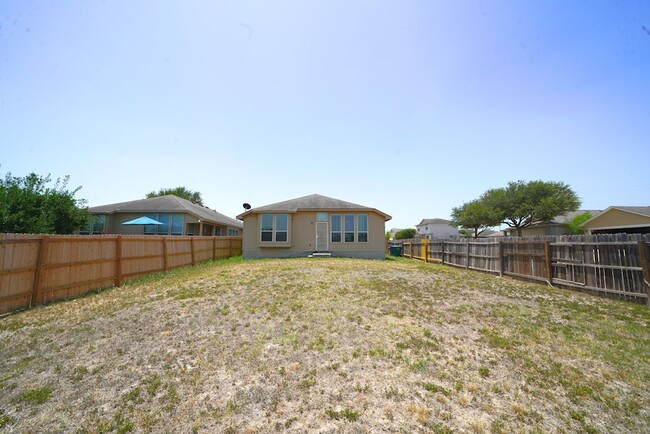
582,207 -> 650,234
237,194 -> 391,259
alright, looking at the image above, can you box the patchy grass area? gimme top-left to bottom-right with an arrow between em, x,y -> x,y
1,256 -> 648,433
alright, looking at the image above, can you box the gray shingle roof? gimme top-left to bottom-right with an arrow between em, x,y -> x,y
613,206 -> 650,217
417,218 -> 453,226
89,195 -> 242,228
548,209 -> 602,224
237,194 -> 391,220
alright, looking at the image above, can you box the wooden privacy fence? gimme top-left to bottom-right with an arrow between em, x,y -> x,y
0,234 -> 242,315
397,234 -> 650,304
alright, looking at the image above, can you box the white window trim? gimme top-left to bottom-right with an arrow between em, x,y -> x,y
259,213 -> 290,245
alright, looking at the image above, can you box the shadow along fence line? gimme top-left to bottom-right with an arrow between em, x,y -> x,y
395,234 -> 650,304
0,234 -> 242,315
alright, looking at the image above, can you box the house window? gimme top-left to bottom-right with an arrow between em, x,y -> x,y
215,227 -> 222,236
344,214 -> 355,242
143,214 -> 183,235
80,215 -> 106,235
92,215 -> 106,234
156,214 -> 170,235
357,214 -> 368,242
261,214 -> 273,241
275,214 -> 288,241
331,214 -> 341,242
171,215 -> 183,235
260,213 -> 288,242
228,228 -> 239,236
316,212 -> 328,221
144,214 -> 157,235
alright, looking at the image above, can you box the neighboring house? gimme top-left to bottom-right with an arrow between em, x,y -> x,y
387,228 -> 404,241
415,219 -> 459,240
236,194 -> 391,259
582,206 -> 650,234
504,210 -> 601,237
84,195 -> 243,236
479,229 -> 505,238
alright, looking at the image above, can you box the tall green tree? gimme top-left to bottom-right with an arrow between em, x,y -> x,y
146,186 -> 204,205
483,180 -> 581,236
451,199 -> 502,238
564,211 -> 593,235
394,228 -> 416,240
0,171 -> 91,234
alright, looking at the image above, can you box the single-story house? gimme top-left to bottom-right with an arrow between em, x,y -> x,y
479,229 -> 505,238
581,206 -> 650,234
236,194 -> 391,259
387,228 -> 403,241
504,210 -> 601,236
415,218 -> 459,240
84,195 -> 243,236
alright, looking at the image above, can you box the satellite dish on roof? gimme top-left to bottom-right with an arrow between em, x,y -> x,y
243,203 -> 251,210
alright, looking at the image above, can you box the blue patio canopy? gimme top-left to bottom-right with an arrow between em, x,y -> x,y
122,216 -> 164,225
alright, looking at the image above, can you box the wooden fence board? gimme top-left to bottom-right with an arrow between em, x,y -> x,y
0,235 -> 242,315
391,234 -> 650,303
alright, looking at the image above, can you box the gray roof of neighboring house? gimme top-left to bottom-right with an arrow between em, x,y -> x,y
547,209 -> 602,224
89,195 -> 243,228
236,194 -> 391,221
506,210 -> 601,229
612,206 -> 650,217
417,218 -> 454,226
479,229 -> 504,237
502,209 -> 602,234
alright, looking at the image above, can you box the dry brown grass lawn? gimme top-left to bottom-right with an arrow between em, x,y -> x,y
1,256 -> 649,433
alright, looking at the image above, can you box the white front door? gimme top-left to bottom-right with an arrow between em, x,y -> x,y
315,222 -> 329,252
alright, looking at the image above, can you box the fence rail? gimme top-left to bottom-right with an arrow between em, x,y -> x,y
0,234 -> 242,315
395,234 -> 650,304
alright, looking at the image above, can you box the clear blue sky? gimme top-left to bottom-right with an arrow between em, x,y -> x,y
1,1 -> 649,230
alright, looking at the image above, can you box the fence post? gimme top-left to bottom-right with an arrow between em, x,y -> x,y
441,240 -> 445,265
212,237 -> 216,260
465,240 -> 470,269
115,236 -> 123,287
190,237 -> 195,265
544,241 -> 553,285
498,240 -> 504,277
31,236 -> 50,307
424,240 -> 429,263
637,241 -> 650,303
228,237 -> 233,258
162,237 -> 168,271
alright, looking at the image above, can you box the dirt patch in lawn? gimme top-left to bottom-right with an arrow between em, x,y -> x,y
1,256 -> 649,433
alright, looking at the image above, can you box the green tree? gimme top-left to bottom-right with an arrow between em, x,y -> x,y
483,180 -> 580,236
451,199 -> 502,238
0,171 -> 90,234
146,186 -> 204,205
564,211 -> 592,235
394,228 -> 416,240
